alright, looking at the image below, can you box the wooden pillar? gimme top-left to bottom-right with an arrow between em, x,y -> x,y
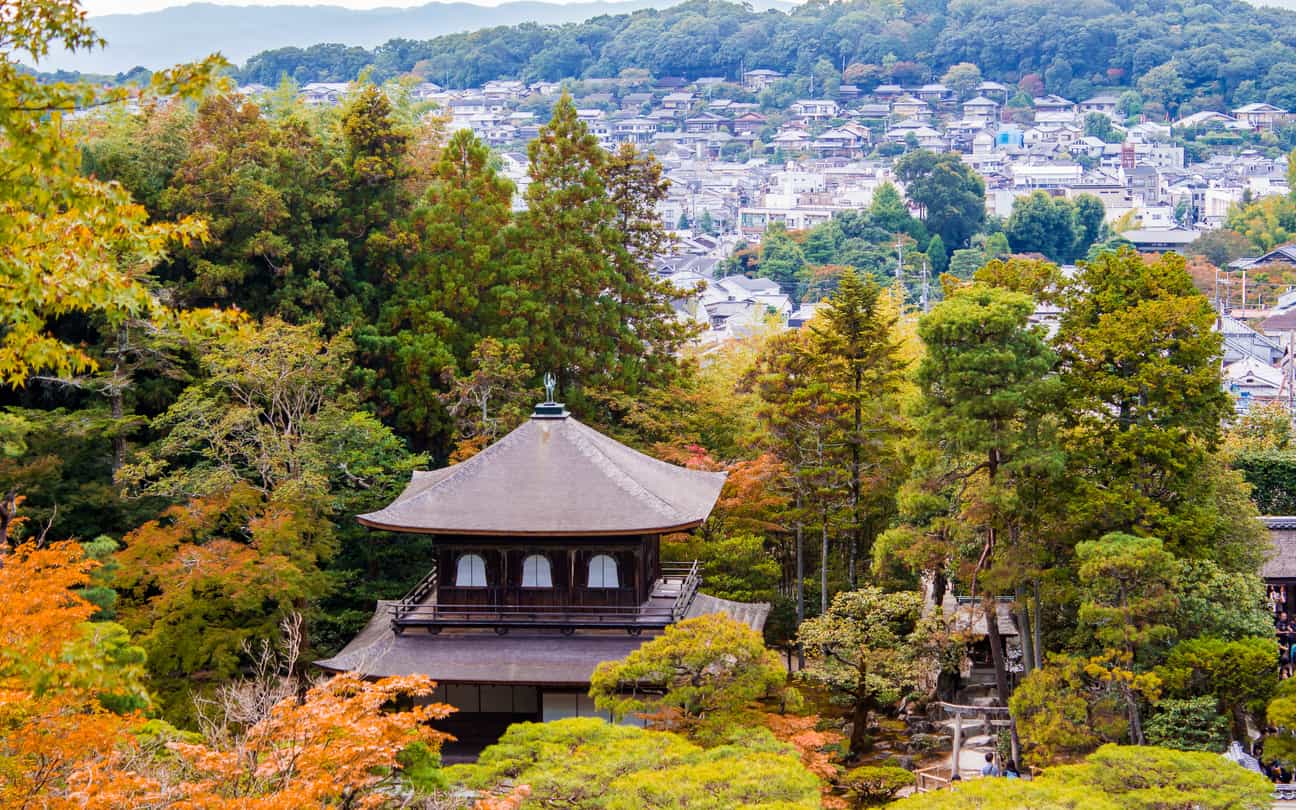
950,710 -> 962,780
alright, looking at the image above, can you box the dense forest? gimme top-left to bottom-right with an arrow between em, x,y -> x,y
237,0 -> 1296,113
8,0 -> 1296,807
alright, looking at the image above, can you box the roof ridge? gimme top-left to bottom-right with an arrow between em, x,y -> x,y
562,419 -> 689,524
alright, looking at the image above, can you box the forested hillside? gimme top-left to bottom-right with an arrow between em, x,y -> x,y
240,0 -> 1296,111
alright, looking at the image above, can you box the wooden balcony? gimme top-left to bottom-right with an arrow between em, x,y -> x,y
389,561 -> 701,635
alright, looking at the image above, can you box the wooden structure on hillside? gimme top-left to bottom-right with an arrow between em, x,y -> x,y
317,398 -> 770,756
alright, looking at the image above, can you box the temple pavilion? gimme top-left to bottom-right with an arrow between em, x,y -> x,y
317,398 -> 770,754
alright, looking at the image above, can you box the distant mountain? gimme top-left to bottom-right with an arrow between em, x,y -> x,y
37,0 -> 795,75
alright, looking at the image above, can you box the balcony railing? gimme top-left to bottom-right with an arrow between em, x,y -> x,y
390,560 -> 702,635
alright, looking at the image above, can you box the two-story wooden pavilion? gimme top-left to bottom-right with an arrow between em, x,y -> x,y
316,399 -> 769,755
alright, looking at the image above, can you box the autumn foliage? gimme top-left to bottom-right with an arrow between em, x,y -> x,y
0,540 -> 454,809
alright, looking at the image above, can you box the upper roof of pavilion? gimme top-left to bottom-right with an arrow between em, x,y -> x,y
357,404 -> 726,537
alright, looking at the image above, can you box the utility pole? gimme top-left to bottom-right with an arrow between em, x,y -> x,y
921,255 -> 930,313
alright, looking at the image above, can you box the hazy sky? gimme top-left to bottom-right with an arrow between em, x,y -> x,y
84,0 -> 523,14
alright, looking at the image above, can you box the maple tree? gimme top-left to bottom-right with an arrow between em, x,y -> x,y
0,540 -> 148,809
0,0 -> 225,386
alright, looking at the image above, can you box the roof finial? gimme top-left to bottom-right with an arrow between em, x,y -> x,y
533,372 -> 567,419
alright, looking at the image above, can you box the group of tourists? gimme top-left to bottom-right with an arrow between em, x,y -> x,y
979,752 -> 1022,779
1273,586 -> 1294,679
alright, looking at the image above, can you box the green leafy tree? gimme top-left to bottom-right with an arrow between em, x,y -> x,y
868,182 -> 925,242
894,150 -> 985,250
439,337 -> 534,462
1083,112 -> 1123,143
1055,249 -> 1237,561
1005,191 -> 1077,263
1156,636 -> 1277,737
940,62 -> 982,99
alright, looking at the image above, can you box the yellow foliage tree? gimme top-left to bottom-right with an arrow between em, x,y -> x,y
0,0 -> 227,386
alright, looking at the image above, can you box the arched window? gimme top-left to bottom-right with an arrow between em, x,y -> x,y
455,553 -> 487,588
521,554 -> 553,588
587,554 -> 619,589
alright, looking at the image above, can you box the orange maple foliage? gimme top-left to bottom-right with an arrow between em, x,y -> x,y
0,539 -> 456,810
0,541 -> 143,809
765,713 -> 847,809
157,673 -> 454,809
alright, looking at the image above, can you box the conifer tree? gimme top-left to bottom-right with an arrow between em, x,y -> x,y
602,143 -> 695,395
371,128 -> 516,447
337,84 -> 415,318
511,94 -> 689,405
510,92 -> 618,398
910,281 -> 1057,754
811,269 -> 907,585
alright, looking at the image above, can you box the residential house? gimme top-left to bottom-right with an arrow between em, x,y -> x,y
1078,95 -> 1120,119
790,99 -> 840,121
662,92 -> 696,112
742,69 -> 783,91
621,92 -> 653,111
890,95 -> 930,120
962,96 -> 999,126
1233,103 -> 1289,132
732,112 -> 768,135
685,112 -> 732,134
873,84 -> 904,100
916,83 -> 952,103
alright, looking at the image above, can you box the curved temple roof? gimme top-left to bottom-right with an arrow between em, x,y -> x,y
358,412 -> 727,536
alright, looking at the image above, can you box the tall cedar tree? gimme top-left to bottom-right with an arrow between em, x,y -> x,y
511,92 -> 619,397
511,94 -> 686,403
373,128 -> 516,448
913,281 -> 1056,755
750,328 -> 849,618
810,269 -> 907,586
336,85 -> 416,321
1055,249 -> 1233,560
601,143 -> 695,398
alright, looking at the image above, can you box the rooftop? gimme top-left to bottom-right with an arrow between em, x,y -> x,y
358,408 -> 726,536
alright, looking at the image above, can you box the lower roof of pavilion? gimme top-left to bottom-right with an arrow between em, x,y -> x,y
315,594 -> 771,684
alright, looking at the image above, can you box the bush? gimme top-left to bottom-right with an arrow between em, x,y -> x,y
841,764 -> 914,807
1143,697 -> 1230,752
